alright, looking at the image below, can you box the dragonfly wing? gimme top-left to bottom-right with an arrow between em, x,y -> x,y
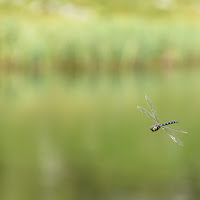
137,106 -> 156,122
162,127 -> 183,146
145,95 -> 159,123
164,126 -> 188,134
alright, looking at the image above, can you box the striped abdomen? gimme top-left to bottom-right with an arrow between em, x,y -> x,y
161,120 -> 179,127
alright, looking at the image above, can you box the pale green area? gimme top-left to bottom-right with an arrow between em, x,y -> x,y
0,1 -> 200,199
0,74 -> 199,199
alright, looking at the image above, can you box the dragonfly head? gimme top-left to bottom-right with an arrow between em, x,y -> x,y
150,123 -> 160,132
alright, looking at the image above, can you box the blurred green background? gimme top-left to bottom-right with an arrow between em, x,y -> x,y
0,0 -> 200,200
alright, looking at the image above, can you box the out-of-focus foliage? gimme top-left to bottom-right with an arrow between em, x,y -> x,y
1,0 -> 200,16
0,16 -> 200,76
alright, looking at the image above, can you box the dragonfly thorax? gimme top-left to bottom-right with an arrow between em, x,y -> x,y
150,123 -> 161,132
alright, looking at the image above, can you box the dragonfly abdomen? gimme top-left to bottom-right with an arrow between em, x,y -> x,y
161,120 -> 179,127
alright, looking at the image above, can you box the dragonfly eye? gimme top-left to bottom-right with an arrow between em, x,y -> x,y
150,125 -> 156,132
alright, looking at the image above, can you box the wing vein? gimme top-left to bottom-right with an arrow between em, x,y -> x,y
137,106 -> 156,122
145,96 -> 159,123
164,126 -> 188,134
162,127 -> 183,146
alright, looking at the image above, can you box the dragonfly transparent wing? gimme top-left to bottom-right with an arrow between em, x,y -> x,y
164,126 -> 188,134
145,95 -> 159,123
162,127 -> 183,146
137,106 -> 156,122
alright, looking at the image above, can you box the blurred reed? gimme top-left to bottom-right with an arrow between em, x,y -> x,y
0,17 -> 200,77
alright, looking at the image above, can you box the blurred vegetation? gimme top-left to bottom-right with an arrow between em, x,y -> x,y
1,16 -> 200,77
0,0 -> 200,200
1,0 -> 200,16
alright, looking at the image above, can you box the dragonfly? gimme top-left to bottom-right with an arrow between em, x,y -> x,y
137,96 -> 187,146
